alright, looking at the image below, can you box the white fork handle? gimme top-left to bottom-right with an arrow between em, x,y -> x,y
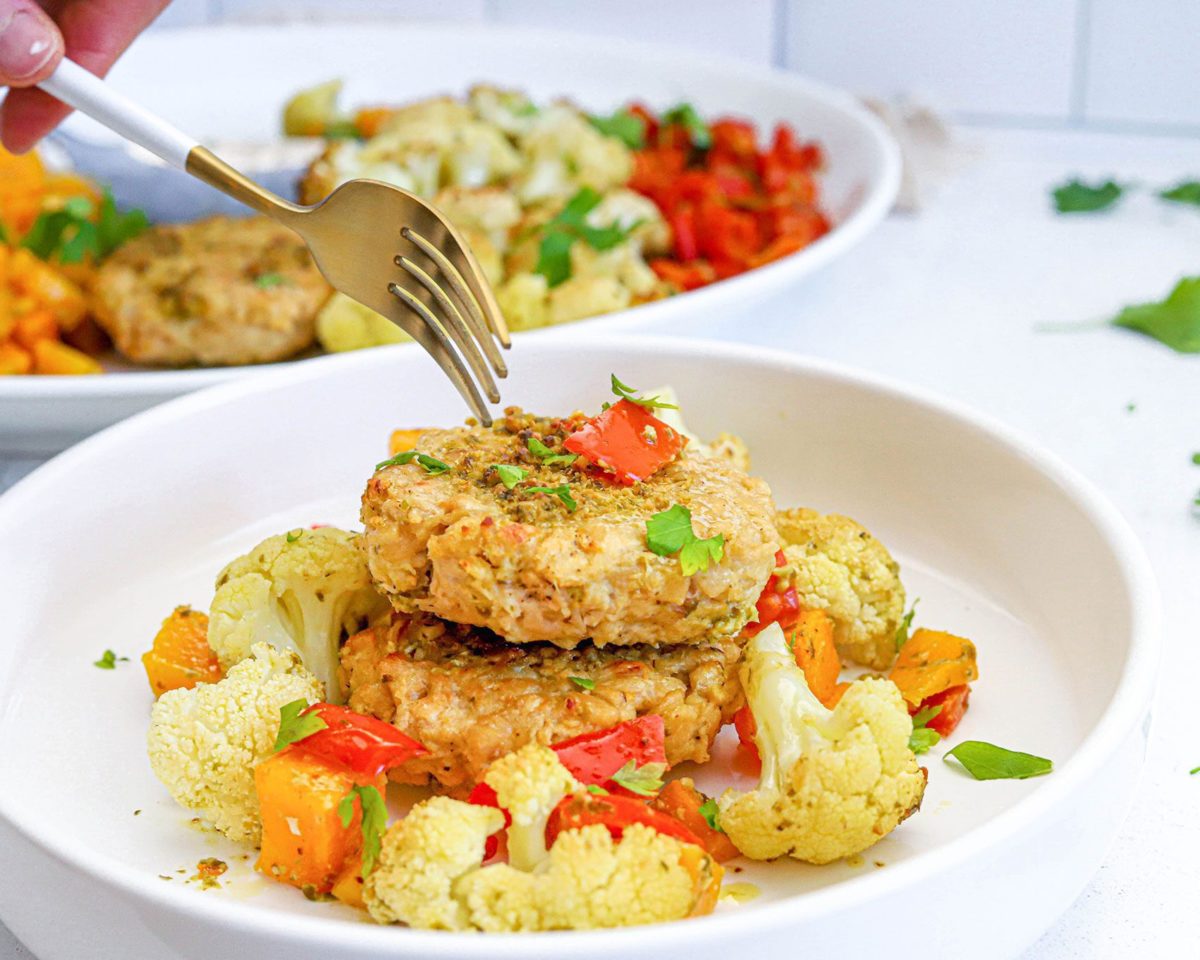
38,58 -> 197,171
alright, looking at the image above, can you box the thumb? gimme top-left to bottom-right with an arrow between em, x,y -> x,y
0,1 -> 62,87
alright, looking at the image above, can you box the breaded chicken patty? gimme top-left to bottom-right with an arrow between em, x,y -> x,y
361,409 -> 778,649
91,216 -> 331,367
340,612 -> 745,788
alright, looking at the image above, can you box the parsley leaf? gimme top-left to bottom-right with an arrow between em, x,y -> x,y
534,187 -> 639,287
1111,276 -> 1200,353
254,272 -> 288,289
895,599 -> 919,651
586,783 -> 610,795
493,463 -> 528,489
22,189 -> 148,264
285,529 -> 303,543
610,374 -> 678,410
1190,766 -> 1200,776
1160,181 -> 1200,207
1192,452 -> 1200,466
0,220 -> 8,244
273,699 -> 327,752
646,503 -> 725,575
611,759 -> 666,797
534,229 -> 576,287
698,797 -> 723,832
661,102 -> 712,149
527,483 -> 577,512
93,649 -> 128,669
944,741 -> 1053,780
1051,178 -> 1124,213
338,784 -> 388,876
588,109 -> 646,149
375,450 -> 452,474
526,436 -> 578,465
568,676 -> 595,691
907,704 -> 942,755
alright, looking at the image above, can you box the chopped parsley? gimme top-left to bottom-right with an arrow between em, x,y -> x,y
285,529 -> 303,543
493,463 -> 528,489
698,797 -> 723,832
587,108 -> 647,149
22,189 -> 148,263
93,649 -> 128,670
586,783 -> 610,796
253,272 -> 288,289
944,740 -> 1053,780
645,503 -> 725,575
1051,178 -> 1124,213
568,676 -> 596,691
1160,181 -> 1200,207
527,483 -> 577,512
526,436 -> 578,465
610,374 -> 678,411
661,102 -> 712,149
375,450 -> 452,474
1193,452 -> 1200,465
611,759 -> 666,797
1112,276 -> 1200,353
338,784 -> 388,876
273,699 -> 327,752
534,187 -> 639,287
907,704 -> 942,755
894,599 -> 919,651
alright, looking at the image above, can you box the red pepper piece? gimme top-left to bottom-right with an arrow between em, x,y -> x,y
563,398 -> 685,484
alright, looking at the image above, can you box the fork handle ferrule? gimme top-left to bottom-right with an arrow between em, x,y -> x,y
38,59 -> 196,170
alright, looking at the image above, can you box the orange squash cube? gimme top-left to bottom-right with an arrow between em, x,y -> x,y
329,853 -> 366,909
890,628 -> 979,706
388,428 -> 425,456
142,606 -> 222,698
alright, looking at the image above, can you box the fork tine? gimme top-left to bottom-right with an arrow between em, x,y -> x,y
385,284 -> 493,426
395,255 -> 499,403
403,227 -> 511,364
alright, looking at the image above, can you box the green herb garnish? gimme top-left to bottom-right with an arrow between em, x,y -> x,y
527,483 -> 577,512
698,797 -> 723,832
1051,178 -> 1124,213
493,463 -> 528,489
526,436 -> 578,465
611,760 -> 666,797
93,649 -> 128,670
586,783 -> 610,796
645,503 -> 725,575
534,187 -> 639,287
587,109 -> 646,149
907,704 -> 943,755
1192,452 -> 1200,465
1160,181 -> 1200,207
943,740 -> 1053,780
338,784 -> 388,876
568,676 -> 596,691
375,450 -> 452,474
285,529 -> 303,543
1112,276 -> 1200,353
610,374 -> 678,410
894,599 -> 919,651
273,699 -> 327,752
253,272 -> 288,289
661,102 -> 712,149
22,189 -> 148,263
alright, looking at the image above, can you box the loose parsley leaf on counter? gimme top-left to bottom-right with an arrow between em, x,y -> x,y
894,599 -> 919,651
661,102 -> 712,149
944,740 -> 1053,780
338,784 -> 388,876
611,760 -> 666,797
588,109 -> 646,150
93,649 -> 128,670
527,483 -> 577,512
375,450 -> 451,474
610,374 -> 678,410
907,705 -> 943,755
527,436 -> 578,465
1160,181 -> 1200,207
273,699 -> 327,752
1051,178 -> 1124,213
1111,276 -> 1200,353
493,463 -> 529,489
568,676 -> 596,691
646,503 -> 725,575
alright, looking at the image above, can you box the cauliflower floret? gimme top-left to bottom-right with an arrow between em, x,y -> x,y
777,507 -> 906,670
431,186 -> 522,255
570,241 -> 659,299
468,84 -> 540,138
586,188 -> 671,256
515,104 -> 633,203
364,796 -> 504,930
718,623 -> 925,864
146,643 -> 323,845
495,272 -> 550,332
483,743 -> 580,871
364,797 -> 719,932
547,273 -> 631,326
315,292 -> 409,353
207,527 -> 388,703
326,137 -> 444,198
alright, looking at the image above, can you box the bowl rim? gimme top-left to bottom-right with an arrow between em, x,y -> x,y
0,336 -> 1160,953
0,19 -> 900,401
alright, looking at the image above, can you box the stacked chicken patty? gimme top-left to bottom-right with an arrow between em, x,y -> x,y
343,406 -> 780,789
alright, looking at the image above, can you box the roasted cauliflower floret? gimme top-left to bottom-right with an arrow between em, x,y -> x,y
207,526 -> 388,703
777,507 -> 906,670
314,292 -> 409,353
483,743 -> 581,871
146,643 -> 323,845
515,104 -> 633,203
718,623 -> 925,864
468,84 -> 540,138
587,188 -> 671,256
364,796 -> 720,932
430,186 -> 521,255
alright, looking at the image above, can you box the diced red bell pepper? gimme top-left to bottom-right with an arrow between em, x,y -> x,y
743,550 -> 801,638
916,684 -> 971,737
670,207 -> 699,261
295,704 -> 427,779
564,398 -> 685,484
551,715 -> 667,793
546,792 -> 704,849
709,118 -> 758,160
650,258 -> 717,291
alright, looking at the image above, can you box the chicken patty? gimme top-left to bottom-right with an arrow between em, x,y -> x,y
361,409 -> 778,649
91,216 -> 331,366
340,612 -> 745,789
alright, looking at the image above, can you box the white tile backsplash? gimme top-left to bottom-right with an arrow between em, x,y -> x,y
142,0 -> 1200,133
1083,0 -> 1200,130
783,0 -> 1080,120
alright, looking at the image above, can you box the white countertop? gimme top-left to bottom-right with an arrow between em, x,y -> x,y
2,125 -> 1198,958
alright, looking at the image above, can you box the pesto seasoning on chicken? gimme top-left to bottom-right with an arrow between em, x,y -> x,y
361,408 -> 778,649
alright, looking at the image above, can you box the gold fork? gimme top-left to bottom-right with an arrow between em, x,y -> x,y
38,59 -> 509,425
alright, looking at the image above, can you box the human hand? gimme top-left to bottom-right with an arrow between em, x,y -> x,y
0,0 -> 172,153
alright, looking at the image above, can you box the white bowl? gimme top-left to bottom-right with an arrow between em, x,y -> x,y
0,338 -> 1157,960
0,21 -> 898,456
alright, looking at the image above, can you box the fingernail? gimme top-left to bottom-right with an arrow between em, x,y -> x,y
0,8 -> 57,82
